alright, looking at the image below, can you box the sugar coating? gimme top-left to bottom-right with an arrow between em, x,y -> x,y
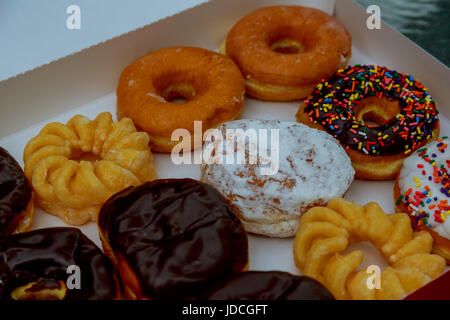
200,119 -> 355,237
146,92 -> 166,103
399,138 -> 450,239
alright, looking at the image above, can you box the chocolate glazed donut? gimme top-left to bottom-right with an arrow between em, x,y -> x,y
0,228 -> 118,300
297,65 -> 440,179
0,147 -> 33,238
201,271 -> 334,300
98,178 -> 248,300
300,65 -> 439,156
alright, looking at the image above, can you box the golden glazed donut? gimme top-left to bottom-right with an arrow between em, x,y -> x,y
293,198 -> 446,300
23,112 -> 157,225
116,47 -> 245,152
222,5 -> 351,101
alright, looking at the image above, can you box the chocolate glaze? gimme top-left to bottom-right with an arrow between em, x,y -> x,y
0,228 -> 117,300
303,65 -> 439,156
201,271 -> 334,300
0,147 -> 32,237
98,178 -> 248,299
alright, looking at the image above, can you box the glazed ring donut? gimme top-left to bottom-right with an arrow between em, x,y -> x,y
394,136 -> 450,262
98,178 -> 248,299
116,47 -> 245,152
293,198 -> 446,300
0,228 -> 118,300
0,147 -> 33,238
223,5 -> 351,101
296,65 -> 440,180
23,112 -> 157,225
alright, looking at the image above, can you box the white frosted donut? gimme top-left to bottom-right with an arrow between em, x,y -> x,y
396,137 -> 450,253
200,119 -> 355,237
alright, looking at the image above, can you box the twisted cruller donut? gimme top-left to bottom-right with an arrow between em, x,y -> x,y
293,198 -> 446,300
23,112 -> 157,225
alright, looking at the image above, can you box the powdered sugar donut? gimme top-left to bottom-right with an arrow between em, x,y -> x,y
394,136 -> 450,261
200,119 -> 354,237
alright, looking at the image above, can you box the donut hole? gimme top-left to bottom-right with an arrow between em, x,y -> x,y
153,74 -> 201,103
342,241 -> 389,271
354,96 -> 401,127
361,112 -> 387,126
10,280 -> 67,300
267,28 -> 309,54
70,151 -> 102,163
270,39 -> 304,54
162,83 -> 196,103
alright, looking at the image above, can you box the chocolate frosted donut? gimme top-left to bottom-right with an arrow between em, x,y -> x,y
201,271 -> 334,300
299,65 -> 439,155
0,146 -> 33,238
296,65 -> 440,180
0,228 -> 118,300
98,178 -> 248,299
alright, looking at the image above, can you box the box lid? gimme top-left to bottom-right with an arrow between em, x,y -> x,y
0,0 -> 209,82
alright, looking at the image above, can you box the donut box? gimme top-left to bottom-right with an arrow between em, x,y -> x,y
0,0 -> 449,299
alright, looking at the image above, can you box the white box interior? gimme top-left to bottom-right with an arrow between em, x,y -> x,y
0,0 -> 448,279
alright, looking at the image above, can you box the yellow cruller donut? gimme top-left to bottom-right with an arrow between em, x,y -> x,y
23,112 -> 157,225
293,198 -> 446,300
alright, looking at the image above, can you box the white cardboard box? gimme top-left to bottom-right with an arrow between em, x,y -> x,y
0,0 -> 210,82
0,0 -> 448,293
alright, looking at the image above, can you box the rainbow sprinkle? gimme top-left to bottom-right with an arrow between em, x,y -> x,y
304,65 -> 439,156
396,137 -> 450,227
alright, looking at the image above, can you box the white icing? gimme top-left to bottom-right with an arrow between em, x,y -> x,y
200,120 -> 355,237
399,138 -> 450,239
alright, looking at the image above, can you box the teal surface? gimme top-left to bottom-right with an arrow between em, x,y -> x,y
355,0 -> 450,67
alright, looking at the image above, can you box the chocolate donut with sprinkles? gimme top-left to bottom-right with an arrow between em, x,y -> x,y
296,65 -> 439,180
394,137 -> 450,263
